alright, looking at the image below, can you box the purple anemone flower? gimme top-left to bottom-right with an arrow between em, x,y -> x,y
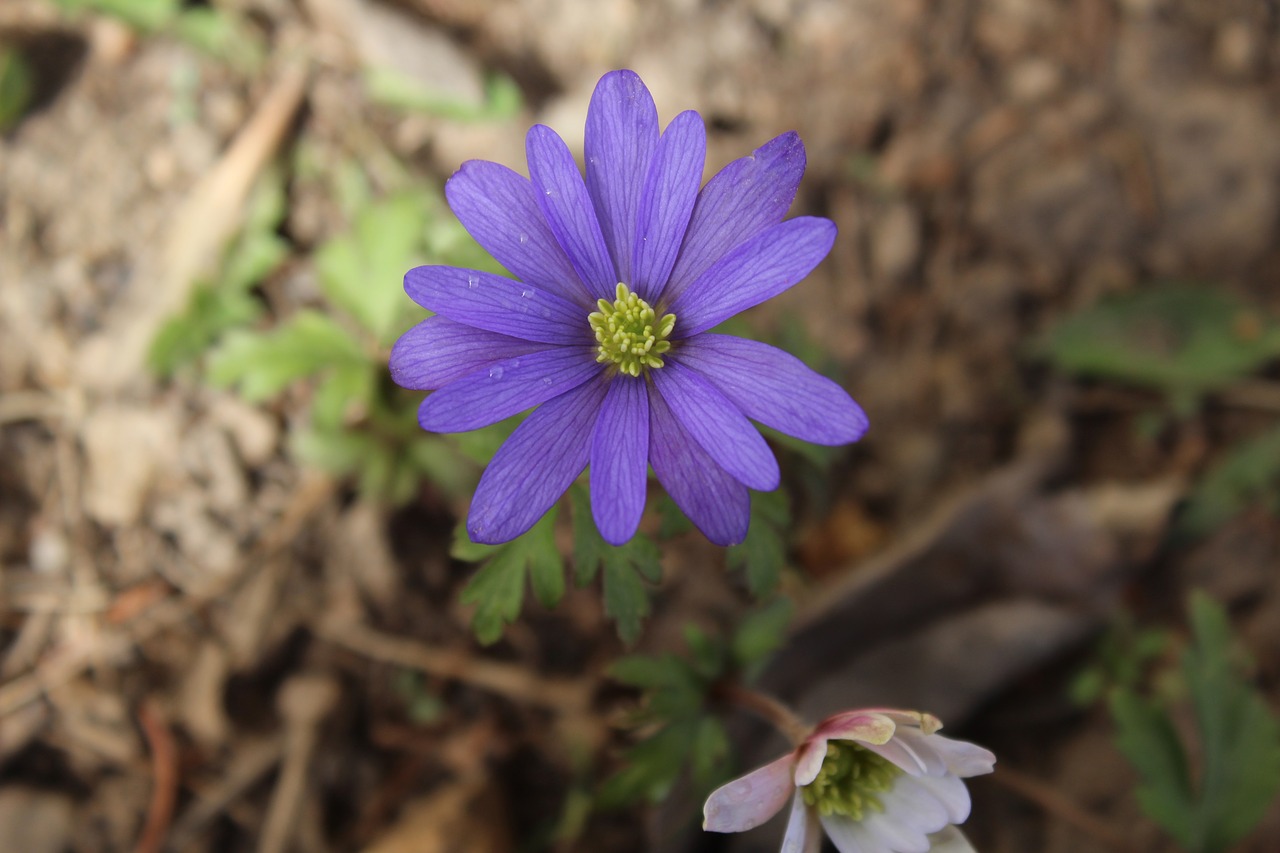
390,70 -> 868,546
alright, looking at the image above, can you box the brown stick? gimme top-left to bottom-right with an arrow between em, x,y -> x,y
989,764 -> 1136,853
716,682 -> 810,746
135,700 -> 179,853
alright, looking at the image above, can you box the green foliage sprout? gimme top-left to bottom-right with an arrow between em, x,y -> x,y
1110,592 -> 1280,853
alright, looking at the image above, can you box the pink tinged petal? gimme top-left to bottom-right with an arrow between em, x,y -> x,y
863,732 -> 940,778
444,160 -> 591,306
404,266 -> 587,344
781,792 -> 823,853
669,216 -> 837,336
819,815 -> 875,853
650,361 -> 779,491
526,124 -> 617,301
929,737 -> 997,779
418,346 -> 600,433
632,110 -> 706,301
665,132 -> 807,304
673,335 -> 868,445
648,383 -> 750,546
794,737 -> 830,787
702,753 -> 796,832
813,712 -> 897,747
880,775 -> 951,835
913,773 -> 972,824
589,377 -> 650,545
467,376 -> 608,544
584,69 -> 659,287
927,826 -> 978,853
390,316 -> 549,391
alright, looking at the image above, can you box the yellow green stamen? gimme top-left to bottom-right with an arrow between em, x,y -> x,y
800,741 -> 903,820
587,282 -> 676,377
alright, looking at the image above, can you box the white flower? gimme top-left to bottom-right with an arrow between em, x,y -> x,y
703,709 -> 995,853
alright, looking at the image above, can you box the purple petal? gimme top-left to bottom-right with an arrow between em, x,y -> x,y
590,377 -> 650,545
404,266 -> 588,344
647,383 -> 750,546
668,217 -> 836,337
632,110 -> 705,301
419,346 -> 600,432
673,335 -> 868,445
664,132 -> 806,305
584,69 -> 659,287
466,377 -> 608,544
780,793 -> 823,853
526,125 -> 617,301
390,316 -> 550,391
702,753 -> 795,832
445,160 -> 592,306
651,362 -> 779,491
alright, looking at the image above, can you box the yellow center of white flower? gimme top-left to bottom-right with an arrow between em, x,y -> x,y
588,283 -> 676,377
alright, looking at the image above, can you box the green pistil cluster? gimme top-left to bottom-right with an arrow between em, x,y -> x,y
588,282 -> 676,377
800,741 -> 903,820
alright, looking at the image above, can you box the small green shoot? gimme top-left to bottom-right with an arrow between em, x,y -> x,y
52,0 -> 263,68
1037,285 -> 1280,414
0,47 -> 33,132
455,508 -> 564,646
726,490 -> 790,596
1110,592 -> 1280,853
365,70 -> 523,121
570,485 -> 663,645
1177,424 -> 1280,540
600,598 -> 794,808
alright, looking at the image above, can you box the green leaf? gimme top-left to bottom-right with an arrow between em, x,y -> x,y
1037,285 -> 1280,411
732,597 -> 794,674
53,0 -> 179,31
690,715 -> 731,787
1178,424 -> 1280,539
571,486 -> 662,643
683,624 -> 726,681
364,69 -> 523,122
457,508 -> 564,644
0,48 -> 33,131
1111,687 -> 1196,847
207,311 -> 367,401
597,718 -> 701,807
1182,592 -> 1280,852
315,193 -> 431,343
726,490 -> 790,595
172,8 -> 263,68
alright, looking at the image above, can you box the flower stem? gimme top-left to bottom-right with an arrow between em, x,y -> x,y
717,682 -> 810,746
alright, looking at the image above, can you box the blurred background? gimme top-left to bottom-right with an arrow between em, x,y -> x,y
2,0 -> 1279,851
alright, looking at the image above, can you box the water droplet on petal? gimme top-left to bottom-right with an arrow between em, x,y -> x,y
488,366 -> 504,379
517,233 -> 528,245
541,309 -> 551,318
520,290 -> 533,298
542,377 -> 552,385
467,275 -> 478,289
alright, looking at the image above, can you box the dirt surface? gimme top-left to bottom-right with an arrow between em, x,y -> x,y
2,0 -> 1280,851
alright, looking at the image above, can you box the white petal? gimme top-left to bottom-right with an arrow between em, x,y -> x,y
914,773 -> 972,824
781,792 -> 823,853
703,753 -> 795,832
927,825 -> 978,852
862,809 -> 932,853
881,775 -> 950,835
930,737 -> 996,778
794,737 -> 829,786
820,814 -> 876,853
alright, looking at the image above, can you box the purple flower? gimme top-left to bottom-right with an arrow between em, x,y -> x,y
390,70 -> 867,546
703,709 -> 996,853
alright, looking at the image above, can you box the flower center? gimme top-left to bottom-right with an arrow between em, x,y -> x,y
800,741 -> 903,820
588,283 -> 676,377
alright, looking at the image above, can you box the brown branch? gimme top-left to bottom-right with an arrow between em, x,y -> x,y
135,700 -> 179,853
715,682 -> 810,746
989,764 -> 1137,853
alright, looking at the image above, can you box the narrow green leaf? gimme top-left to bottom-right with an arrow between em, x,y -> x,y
1110,687 -> 1196,847
1178,425 -> 1280,539
456,508 -> 563,644
727,490 -> 790,595
570,486 -> 661,642
732,597 -> 795,673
